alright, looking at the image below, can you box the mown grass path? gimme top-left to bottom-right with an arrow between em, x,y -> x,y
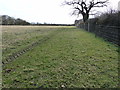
2,26 -> 119,88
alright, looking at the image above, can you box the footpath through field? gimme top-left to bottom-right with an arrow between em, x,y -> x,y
2,26 -> 119,88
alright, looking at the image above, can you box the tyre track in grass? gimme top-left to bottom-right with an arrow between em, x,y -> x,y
2,30 -> 58,66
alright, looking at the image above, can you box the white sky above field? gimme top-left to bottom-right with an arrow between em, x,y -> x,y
0,0 -> 119,24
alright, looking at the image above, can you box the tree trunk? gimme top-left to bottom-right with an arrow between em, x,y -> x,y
83,13 -> 89,23
83,13 -> 89,31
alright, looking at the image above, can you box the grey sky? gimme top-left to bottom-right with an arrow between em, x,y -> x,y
0,0 -> 119,24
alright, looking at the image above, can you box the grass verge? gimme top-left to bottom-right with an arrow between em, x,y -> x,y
2,26 -> 119,88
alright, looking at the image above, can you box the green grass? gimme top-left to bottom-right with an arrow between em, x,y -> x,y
2,26 -> 119,88
2,26 -> 58,61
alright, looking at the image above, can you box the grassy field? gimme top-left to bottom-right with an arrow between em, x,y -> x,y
2,26 -> 119,88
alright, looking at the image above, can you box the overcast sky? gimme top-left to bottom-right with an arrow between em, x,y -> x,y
0,0 -> 119,24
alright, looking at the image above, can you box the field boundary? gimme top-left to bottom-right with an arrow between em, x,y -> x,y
2,30 -> 58,66
75,20 -> 120,46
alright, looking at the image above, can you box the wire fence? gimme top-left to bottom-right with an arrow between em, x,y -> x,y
75,21 -> 120,46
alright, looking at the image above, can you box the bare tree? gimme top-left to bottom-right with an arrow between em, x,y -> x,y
64,0 -> 109,23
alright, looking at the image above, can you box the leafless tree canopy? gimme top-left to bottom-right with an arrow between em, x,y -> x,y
64,0 -> 109,22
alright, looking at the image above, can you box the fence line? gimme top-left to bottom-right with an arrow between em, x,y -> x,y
75,20 -> 120,45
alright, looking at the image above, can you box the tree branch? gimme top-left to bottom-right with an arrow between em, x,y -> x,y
94,0 -> 108,5
63,0 -> 109,22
